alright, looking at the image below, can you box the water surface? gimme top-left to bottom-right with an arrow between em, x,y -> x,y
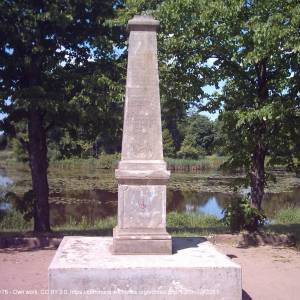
1,166 -> 300,226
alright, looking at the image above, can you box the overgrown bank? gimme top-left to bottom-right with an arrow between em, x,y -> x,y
1,209 -> 299,249
1,150 -> 227,172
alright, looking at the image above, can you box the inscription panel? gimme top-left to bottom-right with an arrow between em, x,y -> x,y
119,185 -> 166,229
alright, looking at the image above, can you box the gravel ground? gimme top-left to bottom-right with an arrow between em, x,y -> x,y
0,240 -> 299,300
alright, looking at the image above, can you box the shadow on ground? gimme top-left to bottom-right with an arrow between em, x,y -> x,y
237,224 -> 300,248
0,223 -> 299,250
242,289 -> 252,300
172,236 -> 207,253
0,229 -> 112,250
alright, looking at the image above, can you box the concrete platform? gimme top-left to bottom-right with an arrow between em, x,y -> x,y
48,237 -> 242,300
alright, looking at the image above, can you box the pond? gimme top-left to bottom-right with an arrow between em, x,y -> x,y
49,188 -> 300,226
1,166 -> 300,226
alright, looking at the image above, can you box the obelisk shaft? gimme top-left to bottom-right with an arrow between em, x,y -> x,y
113,15 -> 171,255
121,20 -> 163,161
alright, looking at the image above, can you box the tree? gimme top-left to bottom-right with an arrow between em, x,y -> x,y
177,134 -> 205,159
47,59 -> 125,160
212,119 -> 227,156
162,128 -> 176,157
0,133 -> 7,150
120,0 -> 300,210
184,114 -> 216,155
115,0 -> 209,151
0,0 -> 124,231
201,0 -> 300,209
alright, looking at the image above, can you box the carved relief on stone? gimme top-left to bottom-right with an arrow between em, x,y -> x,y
121,185 -> 165,229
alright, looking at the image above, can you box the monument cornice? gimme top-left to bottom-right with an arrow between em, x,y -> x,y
127,15 -> 159,32
115,169 -> 170,183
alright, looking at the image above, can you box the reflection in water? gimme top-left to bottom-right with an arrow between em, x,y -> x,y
0,169 -> 13,203
49,188 -> 300,226
0,202 -> 12,210
51,189 -> 233,225
196,197 -> 224,219
1,168 -> 300,226
263,187 -> 300,216
168,190 -> 229,219
0,170 -> 13,187
50,190 -> 117,226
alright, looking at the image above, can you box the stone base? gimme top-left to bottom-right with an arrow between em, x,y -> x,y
113,227 -> 172,254
48,237 -> 242,300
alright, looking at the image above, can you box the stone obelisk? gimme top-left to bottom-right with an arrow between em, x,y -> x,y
49,16 -> 241,300
113,15 -> 172,254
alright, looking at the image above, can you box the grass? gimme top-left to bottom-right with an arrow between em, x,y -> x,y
0,207 -> 299,231
167,211 -> 227,236
267,208 -> 300,249
0,150 -> 13,161
1,209 -> 300,249
273,207 -> 300,224
0,209 -> 225,236
167,211 -> 220,228
166,156 -> 228,172
54,216 -> 117,231
48,155 -> 228,172
0,210 -> 32,231
50,154 -> 121,170
0,150 -> 227,172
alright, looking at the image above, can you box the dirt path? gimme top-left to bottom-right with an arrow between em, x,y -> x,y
215,243 -> 300,300
0,242 -> 299,300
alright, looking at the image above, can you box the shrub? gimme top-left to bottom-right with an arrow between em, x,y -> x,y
98,153 -> 120,169
222,196 -> 266,232
5,190 -> 35,222
11,138 -> 28,162
0,134 -> 7,150
177,134 -> 206,159
162,128 -> 176,158
0,209 -> 32,231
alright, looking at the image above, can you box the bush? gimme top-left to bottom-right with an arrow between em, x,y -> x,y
177,144 -> 205,159
0,134 -> 7,150
222,196 -> 266,232
0,209 -> 32,231
11,138 -> 28,162
98,153 -> 120,169
162,128 -> 176,158
177,134 -> 206,159
5,190 -> 35,222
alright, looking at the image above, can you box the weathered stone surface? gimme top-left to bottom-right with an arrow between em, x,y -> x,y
49,237 -> 242,300
48,14 -> 242,300
113,15 -> 171,254
113,184 -> 171,254
121,16 -> 163,162
117,185 -> 166,228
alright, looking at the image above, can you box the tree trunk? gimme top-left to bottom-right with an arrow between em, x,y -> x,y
249,59 -> 268,210
250,142 -> 266,209
28,108 -> 50,232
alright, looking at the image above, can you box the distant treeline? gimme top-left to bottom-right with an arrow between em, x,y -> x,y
0,113 -> 226,162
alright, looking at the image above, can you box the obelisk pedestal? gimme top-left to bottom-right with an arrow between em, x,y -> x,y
112,15 -> 171,254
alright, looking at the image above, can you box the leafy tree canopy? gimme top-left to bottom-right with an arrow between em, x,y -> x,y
118,0 -> 300,209
0,0 -> 125,231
